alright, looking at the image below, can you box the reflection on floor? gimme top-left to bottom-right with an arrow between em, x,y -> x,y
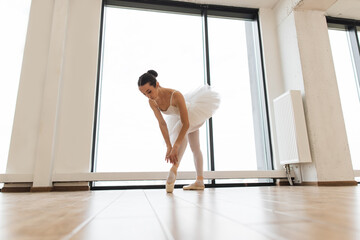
0,186 -> 359,239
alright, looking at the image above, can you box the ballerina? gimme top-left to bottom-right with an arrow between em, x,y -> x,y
138,70 -> 220,193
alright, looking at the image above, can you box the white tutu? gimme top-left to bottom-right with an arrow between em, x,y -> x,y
165,85 -> 220,144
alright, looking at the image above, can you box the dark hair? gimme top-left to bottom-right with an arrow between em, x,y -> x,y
138,70 -> 158,87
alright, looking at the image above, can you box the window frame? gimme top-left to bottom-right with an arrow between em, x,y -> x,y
91,0 -> 274,190
327,17 -> 360,98
327,17 -> 360,180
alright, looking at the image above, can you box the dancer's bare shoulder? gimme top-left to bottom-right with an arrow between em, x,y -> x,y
148,99 -> 159,110
171,90 -> 185,105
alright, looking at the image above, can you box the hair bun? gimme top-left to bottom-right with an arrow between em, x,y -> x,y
147,70 -> 158,77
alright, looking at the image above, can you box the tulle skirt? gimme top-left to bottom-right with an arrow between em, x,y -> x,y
166,85 -> 220,144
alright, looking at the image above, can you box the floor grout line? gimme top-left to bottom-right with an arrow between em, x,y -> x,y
144,190 -> 175,240
61,191 -> 125,240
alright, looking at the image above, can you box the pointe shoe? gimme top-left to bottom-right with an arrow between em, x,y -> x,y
166,182 -> 175,193
183,181 -> 205,190
166,171 -> 177,193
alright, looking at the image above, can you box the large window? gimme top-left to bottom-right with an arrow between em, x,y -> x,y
93,1 -> 270,188
0,0 -> 31,180
95,6 -> 206,175
328,19 -> 360,174
209,17 -> 258,171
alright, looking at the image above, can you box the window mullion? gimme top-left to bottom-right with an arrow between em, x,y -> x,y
202,9 -> 216,183
347,26 -> 360,102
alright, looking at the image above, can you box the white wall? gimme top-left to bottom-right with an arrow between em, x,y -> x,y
3,0 -> 359,188
6,0 -> 102,188
258,8 -> 284,170
271,0 -> 356,182
296,9 -> 353,182
6,0 -> 55,175
52,0 -> 102,176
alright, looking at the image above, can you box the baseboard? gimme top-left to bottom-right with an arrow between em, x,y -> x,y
30,187 -> 53,192
295,182 -> 318,186
276,180 -> 358,186
277,181 -> 318,186
52,185 -> 90,191
1,183 -> 32,192
276,179 -> 292,186
52,182 -> 90,191
1,187 -> 31,192
1,182 -> 90,192
317,181 -> 358,186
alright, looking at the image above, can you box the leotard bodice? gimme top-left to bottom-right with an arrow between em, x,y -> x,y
160,91 -> 180,115
158,85 -> 220,145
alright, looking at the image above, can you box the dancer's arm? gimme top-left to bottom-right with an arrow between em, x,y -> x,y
168,92 -> 190,162
149,100 -> 172,154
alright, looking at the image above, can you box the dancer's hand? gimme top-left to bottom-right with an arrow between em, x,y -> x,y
167,146 -> 179,164
165,146 -> 172,163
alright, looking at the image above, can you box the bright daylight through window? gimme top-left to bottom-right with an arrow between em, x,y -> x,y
0,0 -> 31,182
93,3 -> 269,187
329,28 -> 360,171
208,16 -> 257,171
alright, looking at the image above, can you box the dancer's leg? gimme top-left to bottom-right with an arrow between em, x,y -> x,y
183,129 -> 205,190
170,135 -> 188,174
188,129 -> 203,180
166,136 -> 188,193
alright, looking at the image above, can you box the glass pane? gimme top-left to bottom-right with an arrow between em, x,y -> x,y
0,0 -> 31,175
208,17 -> 258,170
329,29 -> 360,170
95,7 -> 206,174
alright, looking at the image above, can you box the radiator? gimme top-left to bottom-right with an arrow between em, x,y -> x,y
273,90 -> 312,165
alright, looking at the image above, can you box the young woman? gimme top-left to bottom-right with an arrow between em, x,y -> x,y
138,70 -> 220,193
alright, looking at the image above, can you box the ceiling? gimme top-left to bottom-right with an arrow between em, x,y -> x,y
176,0 -> 360,20
326,0 -> 360,20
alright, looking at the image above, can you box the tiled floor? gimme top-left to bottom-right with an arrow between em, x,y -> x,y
0,186 -> 359,239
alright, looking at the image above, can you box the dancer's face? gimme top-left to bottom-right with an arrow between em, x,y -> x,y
139,82 -> 158,100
